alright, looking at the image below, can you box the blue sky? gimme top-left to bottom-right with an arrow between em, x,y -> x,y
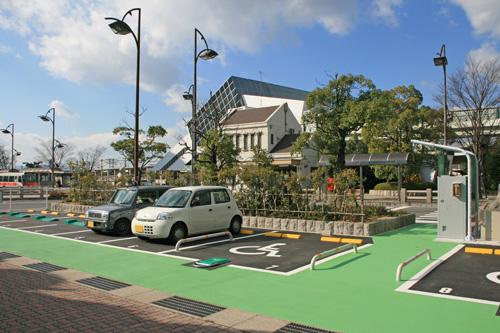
0,0 -> 499,164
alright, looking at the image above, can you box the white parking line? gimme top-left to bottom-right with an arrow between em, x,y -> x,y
52,230 -> 93,236
0,219 -> 28,223
17,224 -> 58,230
98,237 -> 137,244
389,206 -> 410,211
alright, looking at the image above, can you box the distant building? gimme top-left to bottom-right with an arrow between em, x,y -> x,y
156,76 -> 310,172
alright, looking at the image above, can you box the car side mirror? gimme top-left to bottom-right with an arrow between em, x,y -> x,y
191,198 -> 200,207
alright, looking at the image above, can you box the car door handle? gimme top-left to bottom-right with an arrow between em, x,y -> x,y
227,206 -> 231,209
209,209 -> 213,212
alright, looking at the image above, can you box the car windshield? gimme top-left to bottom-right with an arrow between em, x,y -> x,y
110,189 -> 137,205
155,190 -> 191,208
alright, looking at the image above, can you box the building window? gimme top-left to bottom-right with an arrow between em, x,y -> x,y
250,134 -> 255,149
257,133 -> 262,149
243,134 -> 248,151
271,134 -> 274,145
235,135 -> 240,149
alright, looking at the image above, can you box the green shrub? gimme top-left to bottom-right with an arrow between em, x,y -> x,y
405,182 -> 436,190
373,182 -> 398,190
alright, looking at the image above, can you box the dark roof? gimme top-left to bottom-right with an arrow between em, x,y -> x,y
344,153 -> 410,166
230,76 -> 309,100
223,105 -> 279,125
270,134 -> 300,154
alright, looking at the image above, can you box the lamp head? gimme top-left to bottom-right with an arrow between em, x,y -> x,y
199,48 -> 218,60
108,19 -> 133,35
39,115 -> 50,122
1,129 -> 10,134
183,92 -> 193,100
433,56 -> 448,66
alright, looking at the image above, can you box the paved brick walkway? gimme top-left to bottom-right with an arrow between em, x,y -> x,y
0,261 -> 242,333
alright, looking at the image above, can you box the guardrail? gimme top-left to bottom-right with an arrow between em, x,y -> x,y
310,243 -> 358,270
175,231 -> 234,252
396,249 -> 432,282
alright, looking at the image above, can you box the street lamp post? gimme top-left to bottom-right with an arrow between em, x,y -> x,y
433,44 -> 448,145
38,108 -> 56,188
191,28 -> 218,185
1,123 -> 15,171
106,8 -> 141,185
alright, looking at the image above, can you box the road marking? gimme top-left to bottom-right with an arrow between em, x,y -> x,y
0,219 -> 28,224
486,272 -> 500,284
230,243 -> 286,257
128,245 -> 139,248
158,231 -> 272,254
98,237 -> 137,244
52,230 -> 93,236
74,236 -> 86,240
389,206 -> 410,211
17,224 -> 58,230
266,265 -> 279,270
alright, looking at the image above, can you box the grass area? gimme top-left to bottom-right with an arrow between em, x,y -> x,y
0,223 -> 498,333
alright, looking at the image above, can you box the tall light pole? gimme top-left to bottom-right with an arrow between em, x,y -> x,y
191,28 -> 218,185
106,8 -> 141,185
434,44 -> 448,145
1,123 -> 15,171
38,108 -> 56,187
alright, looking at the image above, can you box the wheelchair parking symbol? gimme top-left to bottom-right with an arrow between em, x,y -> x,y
229,243 -> 286,257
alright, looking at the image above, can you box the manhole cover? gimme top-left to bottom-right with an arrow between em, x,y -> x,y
0,252 -> 20,260
77,276 -> 130,291
152,296 -> 225,317
23,262 -> 67,273
275,323 -> 341,333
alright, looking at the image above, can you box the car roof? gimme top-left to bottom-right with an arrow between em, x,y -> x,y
117,185 -> 174,191
169,186 -> 230,191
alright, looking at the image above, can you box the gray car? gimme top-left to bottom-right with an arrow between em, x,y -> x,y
86,186 -> 173,235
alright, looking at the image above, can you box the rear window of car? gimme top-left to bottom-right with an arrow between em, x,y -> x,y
212,189 -> 230,204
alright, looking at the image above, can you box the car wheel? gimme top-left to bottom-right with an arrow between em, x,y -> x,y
168,223 -> 187,243
113,219 -> 131,236
229,217 -> 242,235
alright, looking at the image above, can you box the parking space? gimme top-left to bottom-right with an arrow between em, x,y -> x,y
398,245 -> 500,305
0,211 -> 372,275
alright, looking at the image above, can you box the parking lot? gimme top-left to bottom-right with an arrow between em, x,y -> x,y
398,245 -> 500,305
0,211 -> 371,275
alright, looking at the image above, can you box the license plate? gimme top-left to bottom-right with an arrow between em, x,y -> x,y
135,225 -> 144,233
87,221 -> 94,228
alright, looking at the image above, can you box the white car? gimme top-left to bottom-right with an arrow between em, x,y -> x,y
131,186 -> 243,243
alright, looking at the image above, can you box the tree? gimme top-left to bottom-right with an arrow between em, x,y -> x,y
110,125 -> 168,184
34,140 -> 74,168
0,145 -> 9,170
363,85 -> 442,181
294,74 -> 376,171
445,58 -> 500,195
76,145 -> 107,172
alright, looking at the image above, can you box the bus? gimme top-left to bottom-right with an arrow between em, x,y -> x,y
0,171 -> 44,187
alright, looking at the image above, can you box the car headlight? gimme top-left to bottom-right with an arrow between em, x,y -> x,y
157,212 -> 173,220
85,211 -> 89,218
101,212 -> 109,220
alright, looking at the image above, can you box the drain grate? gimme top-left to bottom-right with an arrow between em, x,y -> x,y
152,296 -> 225,317
276,323 -> 341,333
23,262 -> 67,273
0,252 -> 20,260
77,276 -> 130,291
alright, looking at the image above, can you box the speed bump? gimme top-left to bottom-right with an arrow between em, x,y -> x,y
240,229 -> 254,235
27,209 -> 36,213
67,213 -> 76,217
465,247 -> 493,255
50,211 -> 59,215
41,210 -> 49,214
78,214 -> 85,218
340,238 -> 363,245
495,249 -> 500,256
264,232 -> 302,239
320,236 -> 341,243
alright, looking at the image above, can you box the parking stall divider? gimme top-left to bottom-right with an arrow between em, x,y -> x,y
310,243 -> 358,270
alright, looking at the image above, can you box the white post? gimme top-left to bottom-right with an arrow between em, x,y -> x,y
9,189 -> 12,212
45,186 -> 49,210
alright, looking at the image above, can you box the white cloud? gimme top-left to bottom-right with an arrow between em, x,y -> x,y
0,0 -> 359,96
163,84 -> 192,114
450,0 -> 500,37
468,42 -> 500,64
48,100 -> 79,119
0,43 -> 12,54
372,0 -> 403,27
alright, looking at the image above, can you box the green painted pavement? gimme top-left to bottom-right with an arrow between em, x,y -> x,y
0,224 -> 498,333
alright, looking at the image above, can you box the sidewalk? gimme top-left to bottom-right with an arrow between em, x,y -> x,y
0,258 -> 245,333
